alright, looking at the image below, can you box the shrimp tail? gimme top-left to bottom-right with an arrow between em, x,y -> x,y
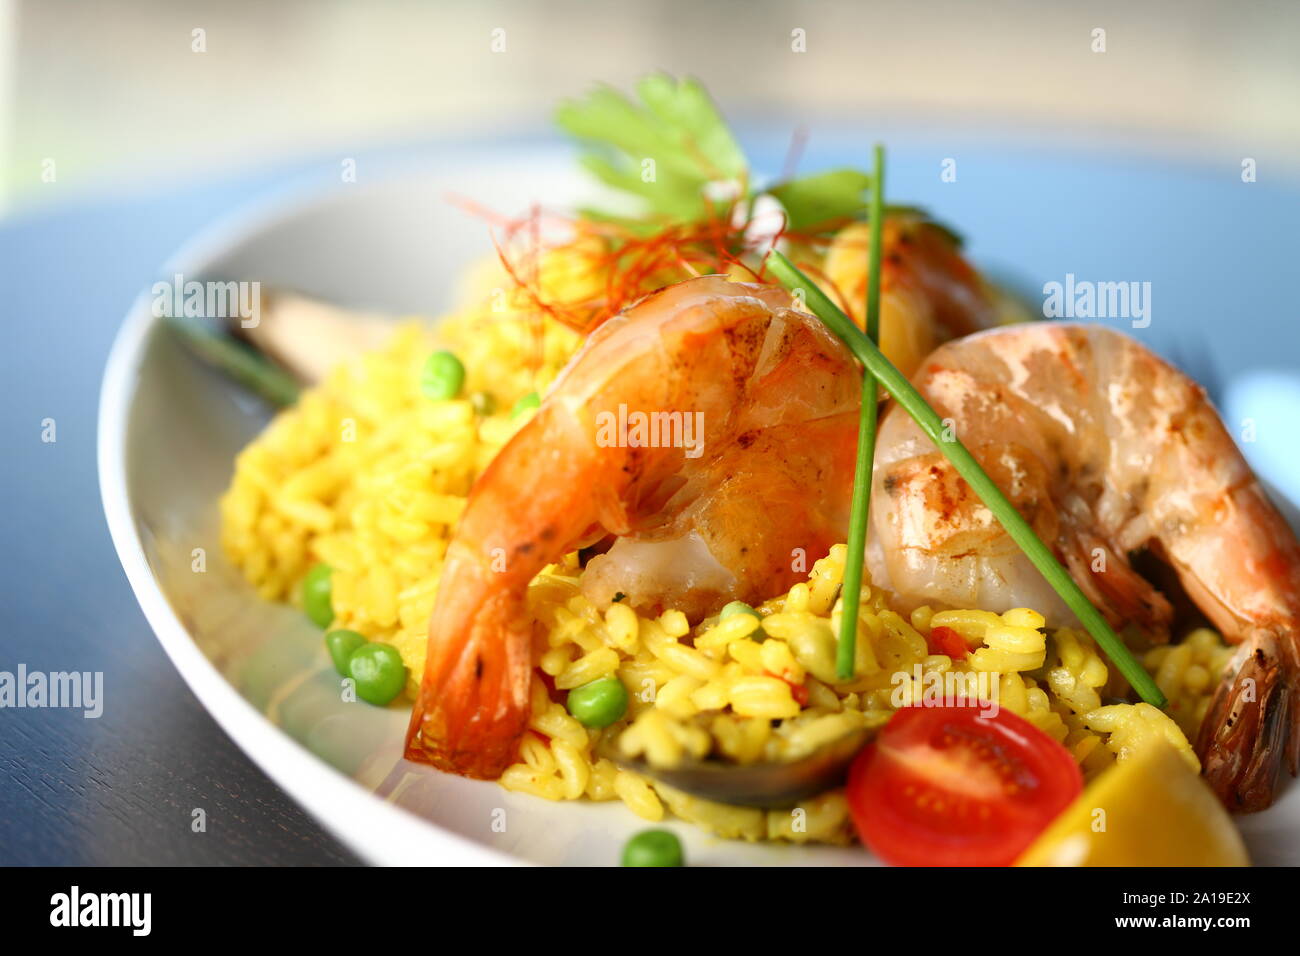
1197,627 -> 1300,812
404,545 -> 534,779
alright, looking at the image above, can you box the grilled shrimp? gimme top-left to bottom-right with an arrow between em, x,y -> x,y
868,323 -> 1300,810
405,276 -> 862,778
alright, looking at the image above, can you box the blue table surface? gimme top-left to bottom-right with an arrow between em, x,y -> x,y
2,130 -> 1298,865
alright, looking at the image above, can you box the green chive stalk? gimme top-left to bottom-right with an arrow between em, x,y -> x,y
836,144 -> 885,680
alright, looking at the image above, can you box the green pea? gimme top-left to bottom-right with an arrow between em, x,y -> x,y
510,391 -> 541,418
720,600 -> 761,621
420,350 -> 466,400
302,563 -> 334,628
347,643 -> 407,706
565,676 -> 628,728
470,390 -> 496,416
325,629 -> 366,676
720,600 -> 765,641
621,829 -> 684,867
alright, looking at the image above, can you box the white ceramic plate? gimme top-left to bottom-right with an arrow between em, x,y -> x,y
99,149 -> 1300,866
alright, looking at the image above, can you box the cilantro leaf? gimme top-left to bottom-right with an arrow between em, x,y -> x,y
767,169 -> 872,232
555,75 -> 747,223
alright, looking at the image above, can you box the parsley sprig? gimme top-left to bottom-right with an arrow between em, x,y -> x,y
556,75 -> 949,237
556,75 -> 746,225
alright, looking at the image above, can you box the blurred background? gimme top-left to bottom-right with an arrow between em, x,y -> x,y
5,0 -> 1300,212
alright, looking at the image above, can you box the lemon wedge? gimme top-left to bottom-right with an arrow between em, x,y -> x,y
1016,740 -> 1249,866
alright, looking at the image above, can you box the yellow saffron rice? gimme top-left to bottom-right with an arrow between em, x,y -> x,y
220,251 -> 1234,845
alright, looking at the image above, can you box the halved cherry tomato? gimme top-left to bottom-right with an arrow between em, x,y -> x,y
846,705 -> 1082,866
926,625 -> 968,660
